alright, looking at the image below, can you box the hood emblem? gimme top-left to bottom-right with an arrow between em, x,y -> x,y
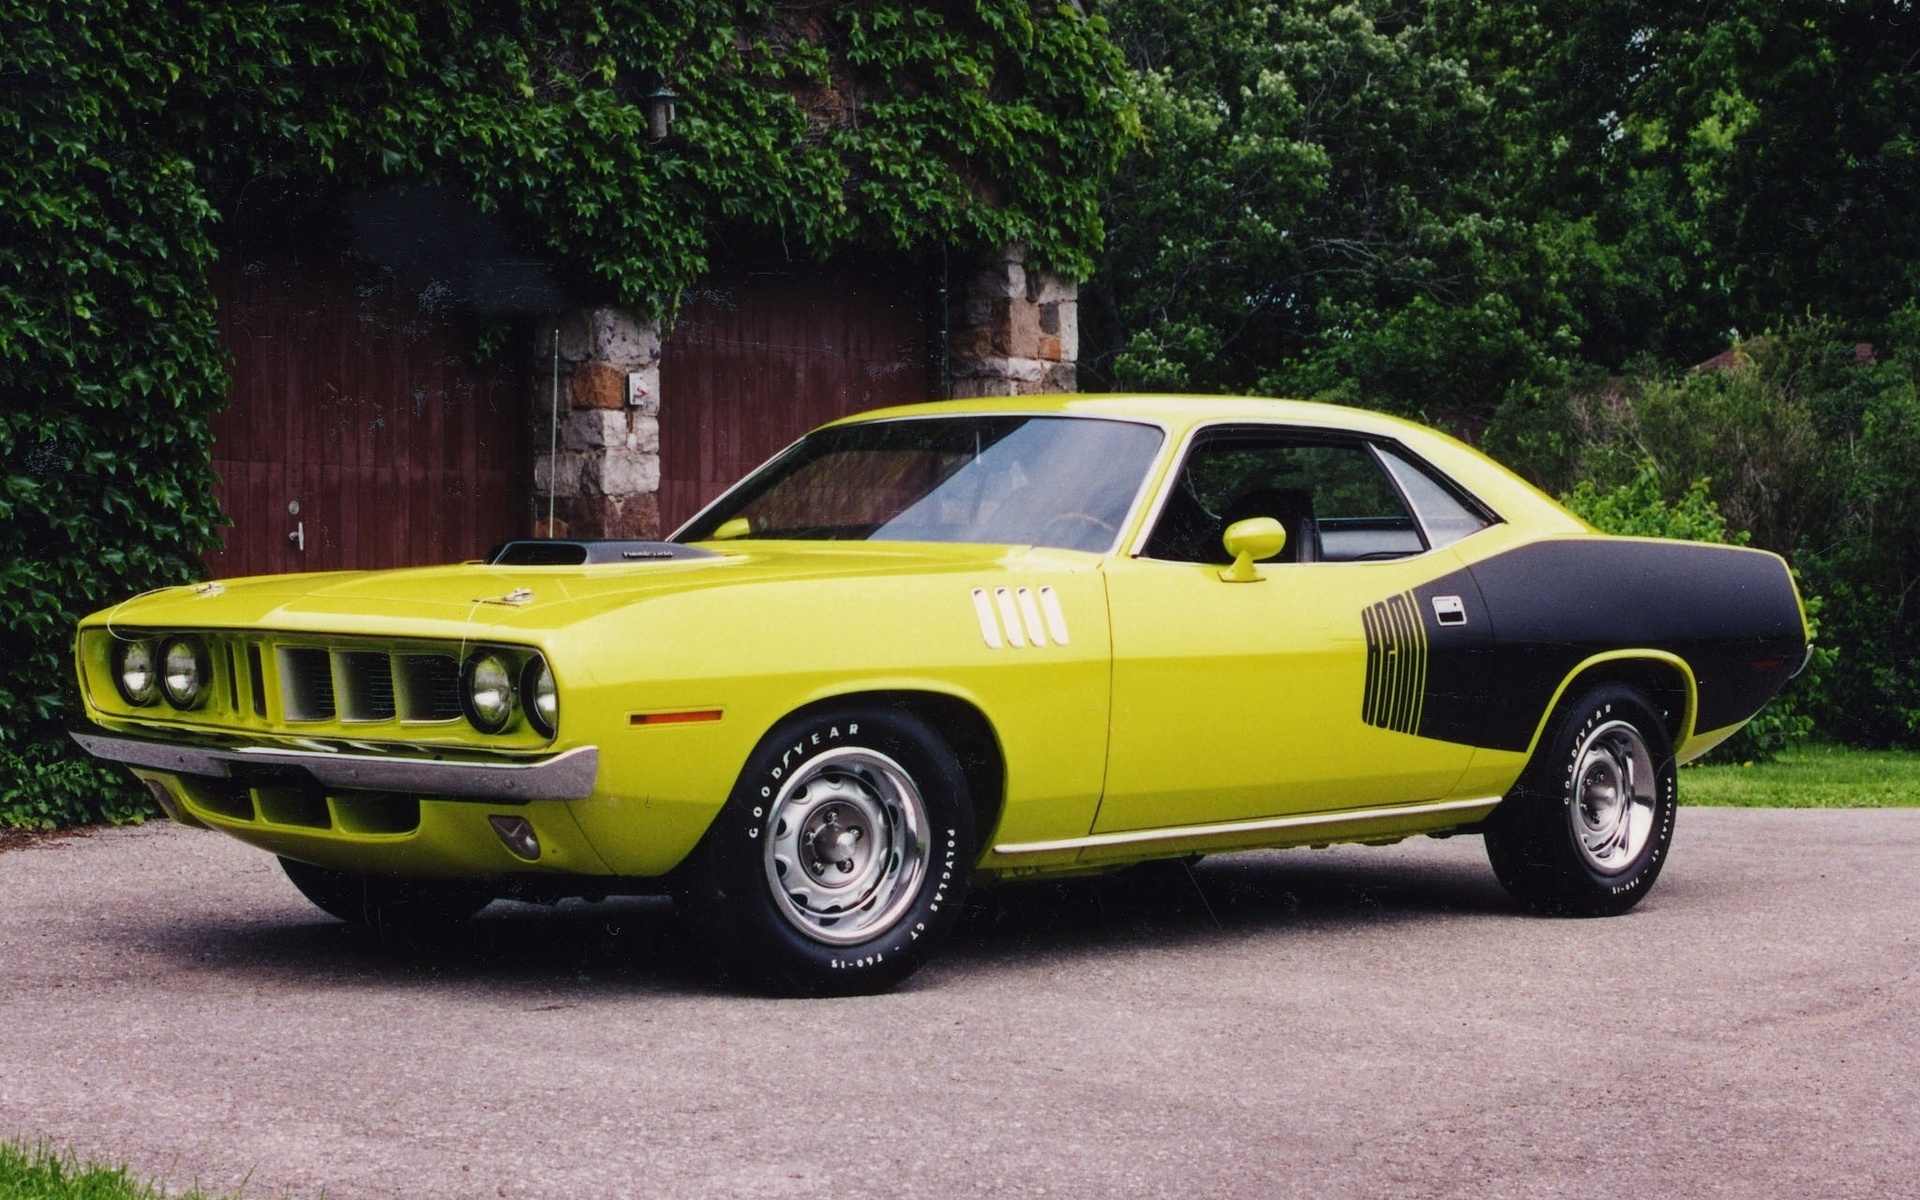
476,587 -> 536,606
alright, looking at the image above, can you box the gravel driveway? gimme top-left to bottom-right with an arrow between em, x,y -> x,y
1,808 -> 1915,1199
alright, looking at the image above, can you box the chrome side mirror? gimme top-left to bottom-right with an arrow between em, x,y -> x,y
1219,517 -> 1285,582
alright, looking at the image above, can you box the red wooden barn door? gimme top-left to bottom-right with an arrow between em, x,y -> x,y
206,254 -> 530,577
656,263 -> 936,532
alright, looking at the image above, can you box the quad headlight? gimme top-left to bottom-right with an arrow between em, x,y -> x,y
112,639 -> 160,706
160,636 -> 209,709
522,655 -> 558,737
459,650 -> 559,737
462,652 -> 515,733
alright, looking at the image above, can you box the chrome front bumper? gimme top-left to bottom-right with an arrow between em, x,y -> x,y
71,731 -> 599,803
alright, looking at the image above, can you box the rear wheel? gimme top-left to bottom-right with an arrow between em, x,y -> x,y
678,706 -> 975,996
1484,685 -> 1677,917
278,857 -> 492,938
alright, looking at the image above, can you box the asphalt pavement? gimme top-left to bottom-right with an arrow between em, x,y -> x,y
1,808 -> 1915,1199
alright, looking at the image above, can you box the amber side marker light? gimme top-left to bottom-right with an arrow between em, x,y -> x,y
629,709 -> 723,726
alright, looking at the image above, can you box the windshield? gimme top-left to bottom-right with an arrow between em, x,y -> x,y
675,415 -> 1166,553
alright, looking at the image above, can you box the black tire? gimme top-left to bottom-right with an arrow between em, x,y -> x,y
278,857 -> 492,940
677,705 -> 976,997
1484,685 -> 1678,917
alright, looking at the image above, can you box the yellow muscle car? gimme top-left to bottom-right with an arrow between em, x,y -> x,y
71,396 -> 1810,995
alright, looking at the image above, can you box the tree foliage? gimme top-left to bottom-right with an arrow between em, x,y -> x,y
1515,315 -> 1920,749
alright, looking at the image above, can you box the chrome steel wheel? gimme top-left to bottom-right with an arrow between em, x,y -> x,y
761,746 -> 930,946
1568,718 -> 1658,874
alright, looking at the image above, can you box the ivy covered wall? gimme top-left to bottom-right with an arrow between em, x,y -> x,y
0,0 -> 1133,823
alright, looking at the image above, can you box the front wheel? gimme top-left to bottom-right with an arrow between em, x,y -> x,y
1484,685 -> 1678,917
678,706 -> 976,996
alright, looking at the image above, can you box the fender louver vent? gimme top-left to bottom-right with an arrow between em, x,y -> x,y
1362,591 -> 1428,735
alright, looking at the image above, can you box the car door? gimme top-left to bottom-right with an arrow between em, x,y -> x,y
1095,426 -> 1495,834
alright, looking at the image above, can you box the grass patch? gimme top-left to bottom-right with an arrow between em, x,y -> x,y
0,1140 -> 234,1200
1684,745 -> 1920,807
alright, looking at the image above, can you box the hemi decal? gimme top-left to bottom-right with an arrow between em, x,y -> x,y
971,586 -> 1071,650
1362,591 -> 1427,735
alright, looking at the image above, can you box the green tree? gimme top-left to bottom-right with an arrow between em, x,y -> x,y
1086,0 -> 1633,420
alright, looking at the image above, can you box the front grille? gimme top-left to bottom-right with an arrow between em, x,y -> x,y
337,651 -> 397,722
397,654 -> 463,721
275,646 -> 463,725
246,643 -> 268,716
280,648 -> 336,721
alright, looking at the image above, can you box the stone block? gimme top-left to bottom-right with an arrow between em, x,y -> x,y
534,451 -> 586,498
1054,299 -> 1079,363
562,408 -> 629,452
947,326 -> 995,362
948,377 -> 1021,398
557,495 -> 657,539
529,515 -> 568,539
571,494 -> 661,539
632,415 -> 660,455
1027,268 -> 1075,306
972,262 -> 1026,301
991,355 -> 1050,384
1037,335 -> 1062,362
555,312 -> 592,364
1002,300 -> 1045,359
587,448 -> 661,497
1040,362 -> 1077,393
589,307 -> 661,370
571,362 -> 625,410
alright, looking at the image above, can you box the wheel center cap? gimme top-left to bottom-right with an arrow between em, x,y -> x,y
1582,763 -> 1622,825
804,810 -> 866,878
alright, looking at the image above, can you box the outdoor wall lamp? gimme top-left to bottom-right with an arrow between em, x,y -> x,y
643,84 -> 678,141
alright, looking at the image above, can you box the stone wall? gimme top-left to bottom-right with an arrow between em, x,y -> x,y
945,244 -> 1078,397
527,247 -> 1079,539
529,307 -> 663,539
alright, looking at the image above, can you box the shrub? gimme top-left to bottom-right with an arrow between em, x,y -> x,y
1504,313 -> 1920,749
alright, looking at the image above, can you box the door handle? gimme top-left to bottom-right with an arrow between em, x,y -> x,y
288,521 -> 305,552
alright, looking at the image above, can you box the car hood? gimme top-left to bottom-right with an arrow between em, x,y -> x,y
88,541 -> 1098,640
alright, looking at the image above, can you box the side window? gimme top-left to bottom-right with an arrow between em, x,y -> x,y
1374,445 -> 1495,549
1142,431 -> 1425,563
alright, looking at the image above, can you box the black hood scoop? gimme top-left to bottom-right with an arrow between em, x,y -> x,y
486,540 -> 721,566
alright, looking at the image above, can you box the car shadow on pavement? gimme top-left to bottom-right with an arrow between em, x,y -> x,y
146,842 -> 1514,995
184,893 -> 721,994
946,844 -> 1516,964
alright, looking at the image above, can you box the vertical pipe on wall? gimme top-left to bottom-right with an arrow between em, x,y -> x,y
547,328 -> 559,535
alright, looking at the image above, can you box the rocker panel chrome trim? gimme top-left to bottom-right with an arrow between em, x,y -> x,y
993,795 -> 1499,857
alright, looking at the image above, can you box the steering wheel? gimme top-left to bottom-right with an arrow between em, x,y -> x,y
1037,511 -> 1118,550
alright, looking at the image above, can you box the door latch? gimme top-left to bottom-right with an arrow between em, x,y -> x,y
288,521 -> 305,552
